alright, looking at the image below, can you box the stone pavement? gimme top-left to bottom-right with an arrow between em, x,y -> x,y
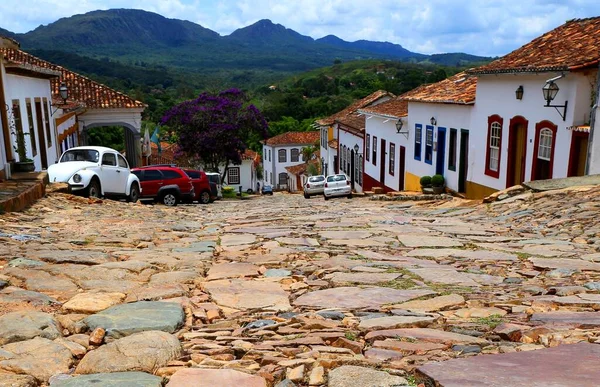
1,185 -> 600,386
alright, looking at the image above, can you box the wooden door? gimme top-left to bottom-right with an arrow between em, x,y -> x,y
506,118 -> 528,187
34,101 -> 48,169
458,130 -> 469,193
568,131 -> 589,177
436,127 -> 446,176
399,146 -> 406,191
379,138 -> 386,187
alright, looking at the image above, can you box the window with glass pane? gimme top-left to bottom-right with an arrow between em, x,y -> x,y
366,134 -> 370,161
373,136 -> 377,165
291,148 -> 299,162
414,124 -> 422,160
25,100 -> 37,157
488,122 -> 501,171
389,143 -> 395,175
278,149 -> 286,162
538,128 -> 553,161
448,129 -> 457,171
425,126 -> 433,164
358,155 -> 363,185
228,167 -> 240,184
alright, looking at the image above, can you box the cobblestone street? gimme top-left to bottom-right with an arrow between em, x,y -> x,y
2,185 -> 600,386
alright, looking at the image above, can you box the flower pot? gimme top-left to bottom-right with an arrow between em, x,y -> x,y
432,186 -> 445,194
422,187 -> 434,194
14,161 -> 35,173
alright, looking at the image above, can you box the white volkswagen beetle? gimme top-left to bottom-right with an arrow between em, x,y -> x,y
48,146 -> 141,202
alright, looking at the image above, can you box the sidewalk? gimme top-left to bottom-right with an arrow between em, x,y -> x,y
0,172 -> 48,213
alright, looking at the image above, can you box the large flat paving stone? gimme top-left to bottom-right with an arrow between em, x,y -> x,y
54,372 -> 162,387
407,248 -> 519,261
62,292 -> 125,313
408,268 -> 480,287
320,230 -> 373,239
166,368 -> 267,387
30,250 -> 114,265
397,235 -> 462,248
276,237 -> 320,246
76,331 -> 181,374
220,234 -> 257,247
206,262 -> 260,280
529,258 -> 600,271
204,279 -> 291,311
0,337 -> 73,383
530,311 -> 600,328
0,311 -> 61,345
84,301 -> 184,338
329,272 -> 401,286
418,342 -> 600,387
365,328 -> 488,345
328,365 -> 408,387
294,287 -> 434,309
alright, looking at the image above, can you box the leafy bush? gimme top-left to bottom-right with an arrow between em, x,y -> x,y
420,176 -> 432,187
431,174 -> 445,187
222,186 -> 235,194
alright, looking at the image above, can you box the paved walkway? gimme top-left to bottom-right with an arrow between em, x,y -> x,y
1,185 -> 600,386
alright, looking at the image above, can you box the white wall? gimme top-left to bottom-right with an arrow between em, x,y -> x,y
589,104 -> 600,174
222,159 -> 255,193
0,61 -> 6,173
408,102 -> 473,192
5,74 -> 58,171
338,128 -> 364,192
319,124 -> 337,177
263,144 -> 308,189
364,115 -> 412,191
469,72 -> 591,190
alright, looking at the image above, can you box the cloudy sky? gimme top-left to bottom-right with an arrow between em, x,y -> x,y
1,0 -> 598,56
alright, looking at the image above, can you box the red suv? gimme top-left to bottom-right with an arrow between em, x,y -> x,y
131,166 -> 194,206
182,169 -> 216,204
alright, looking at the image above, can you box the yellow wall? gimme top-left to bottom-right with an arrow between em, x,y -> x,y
328,126 -> 334,141
405,171 -> 497,200
466,181 -> 498,200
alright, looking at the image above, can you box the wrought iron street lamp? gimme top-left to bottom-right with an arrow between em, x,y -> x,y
542,75 -> 568,121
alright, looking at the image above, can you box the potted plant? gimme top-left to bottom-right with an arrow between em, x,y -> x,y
431,174 -> 445,194
11,127 -> 35,173
420,175 -> 433,194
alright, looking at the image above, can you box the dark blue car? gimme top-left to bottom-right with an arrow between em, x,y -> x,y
261,184 -> 273,195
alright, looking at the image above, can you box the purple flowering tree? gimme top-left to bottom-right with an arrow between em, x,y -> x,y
161,89 -> 268,181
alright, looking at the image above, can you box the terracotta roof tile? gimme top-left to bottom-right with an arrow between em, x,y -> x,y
471,17 -> 600,74
359,98 -> 409,118
316,90 -> 394,126
336,112 -> 365,131
285,157 -> 320,176
400,72 -> 477,105
328,139 -> 339,149
264,131 -> 320,146
0,48 -> 146,110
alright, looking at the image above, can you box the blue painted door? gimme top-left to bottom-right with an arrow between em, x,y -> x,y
436,127 -> 446,176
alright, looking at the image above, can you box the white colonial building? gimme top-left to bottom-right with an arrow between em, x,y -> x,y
315,90 -> 393,190
221,149 -> 260,193
262,131 -> 319,190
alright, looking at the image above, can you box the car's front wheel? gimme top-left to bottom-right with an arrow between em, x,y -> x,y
199,191 -> 211,204
323,194 -> 329,200
86,179 -> 101,198
161,191 -> 178,206
127,183 -> 140,203
304,193 -> 310,199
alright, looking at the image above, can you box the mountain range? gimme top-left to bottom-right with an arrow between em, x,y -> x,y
1,9 -> 492,75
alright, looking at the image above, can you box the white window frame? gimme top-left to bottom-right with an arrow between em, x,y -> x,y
538,128 -> 553,161
278,149 -> 287,163
228,167 -> 240,184
488,121 -> 501,172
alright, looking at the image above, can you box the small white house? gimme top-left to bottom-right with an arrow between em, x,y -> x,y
222,149 -> 260,193
336,113 -> 365,192
316,90 -> 393,179
0,36 -> 61,175
359,98 -> 411,192
262,131 -> 320,190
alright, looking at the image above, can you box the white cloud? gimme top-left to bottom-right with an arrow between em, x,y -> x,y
0,0 -> 598,56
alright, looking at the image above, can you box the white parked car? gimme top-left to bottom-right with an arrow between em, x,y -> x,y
323,173 -> 352,200
304,175 -> 325,198
48,146 -> 141,202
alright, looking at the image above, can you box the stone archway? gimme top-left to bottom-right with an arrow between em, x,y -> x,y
76,107 -> 144,167
81,122 -> 141,167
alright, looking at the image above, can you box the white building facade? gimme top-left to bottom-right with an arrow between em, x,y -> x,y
262,131 -> 320,190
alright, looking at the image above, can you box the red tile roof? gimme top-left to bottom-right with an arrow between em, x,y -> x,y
471,17 -> 600,74
328,139 -> 339,149
316,90 -> 394,126
359,98 -> 409,118
401,72 -> 477,105
336,112 -> 365,131
0,48 -> 146,110
264,131 -> 320,146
